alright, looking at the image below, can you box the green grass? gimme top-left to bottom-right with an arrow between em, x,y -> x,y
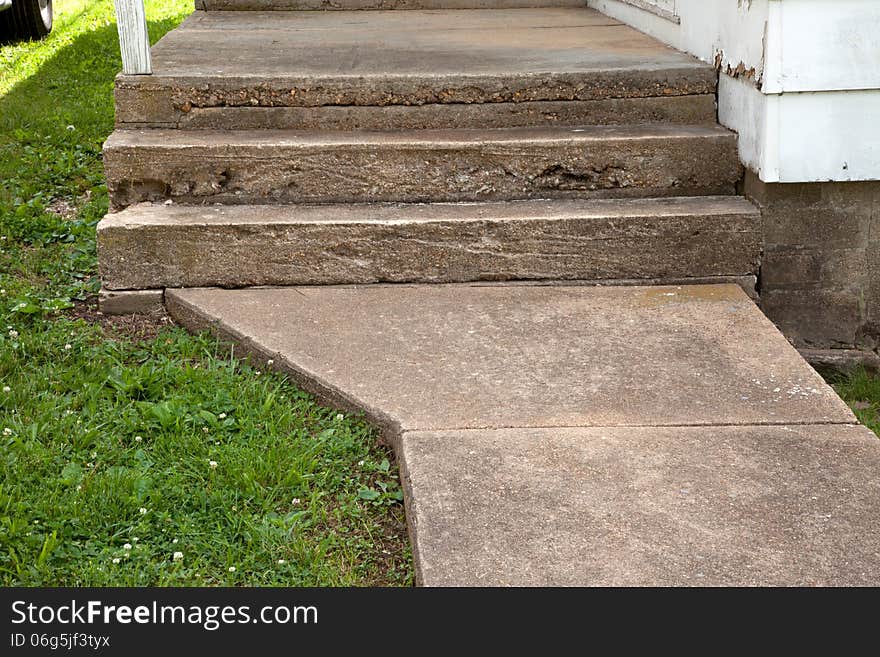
832,369 -> 880,437
0,0 -> 412,586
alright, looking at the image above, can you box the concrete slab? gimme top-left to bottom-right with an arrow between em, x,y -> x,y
115,9 -> 716,125
402,424 -> 880,586
97,196 -> 761,289
197,0 -> 590,9
165,284 -> 855,439
103,124 -> 740,208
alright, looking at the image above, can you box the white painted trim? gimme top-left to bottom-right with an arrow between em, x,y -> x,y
719,75 -> 880,183
616,0 -> 680,25
589,0 -> 880,183
114,0 -> 152,75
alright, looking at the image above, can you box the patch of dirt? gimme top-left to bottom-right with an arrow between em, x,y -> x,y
47,198 -> 78,221
71,296 -> 175,342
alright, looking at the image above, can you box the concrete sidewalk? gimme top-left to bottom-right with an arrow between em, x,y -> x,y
165,283 -> 880,585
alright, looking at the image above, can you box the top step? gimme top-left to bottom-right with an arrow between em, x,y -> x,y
117,9 -> 717,129
196,0 -> 589,9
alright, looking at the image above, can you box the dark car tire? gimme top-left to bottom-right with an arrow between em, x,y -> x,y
0,0 -> 53,43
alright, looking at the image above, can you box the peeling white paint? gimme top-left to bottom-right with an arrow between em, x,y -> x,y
589,0 -> 769,84
588,0 -> 880,183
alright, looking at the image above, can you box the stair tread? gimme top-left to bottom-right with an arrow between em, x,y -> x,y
105,123 -> 735,148
197,0 -> 592,11
104,196 -> 760,227
143,8 -> 709,80
98,196 -> 760,299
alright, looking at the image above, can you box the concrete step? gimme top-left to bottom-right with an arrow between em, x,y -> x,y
97,196 -> 761,290
164,283 -> 880,585
116,9 -> 716,129
196,0 -> 589,9
103,125 -> 741,208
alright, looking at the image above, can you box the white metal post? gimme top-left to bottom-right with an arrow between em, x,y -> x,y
114,0 -> 152,75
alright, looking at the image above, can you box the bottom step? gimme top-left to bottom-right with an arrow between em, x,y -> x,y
165,283 -> 880,585
97,196 -> 760,290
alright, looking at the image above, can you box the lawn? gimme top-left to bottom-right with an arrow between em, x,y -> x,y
1,0 -> 878,590
0,0 -> 412,586
832,368 -> 880,438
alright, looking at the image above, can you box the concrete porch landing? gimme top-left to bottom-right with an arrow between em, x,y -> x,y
114,8 -> 717,129
165,283 -> 880,586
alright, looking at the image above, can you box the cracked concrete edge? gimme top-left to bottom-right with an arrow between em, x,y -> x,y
164,288 -> 406,448
113,70 -> 717,116
115,94 -> 719,131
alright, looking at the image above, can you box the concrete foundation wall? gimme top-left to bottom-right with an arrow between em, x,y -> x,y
745,173 -> 880,351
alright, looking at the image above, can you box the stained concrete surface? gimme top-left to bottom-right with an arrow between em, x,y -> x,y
97,196 -> 760,289
403,424 -> 880,586
166,284 -> 854,437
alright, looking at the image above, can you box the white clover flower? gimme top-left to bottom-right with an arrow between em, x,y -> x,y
139,507 -> 147,515
255,370 -> 261,376
132,537 -> 139,543
218,413 -> 227,419
277,559 -> 286,565
336,413 -> 344,421
2,428 -> 12,436
172,538 -> 178,544
123,543 -> 132,550
8,329 -> 18,338
112,558 -> 121,564
228,566 -> 236,573
357,460 -> 364,467
209,460 -> 218,469
267,359 -> 274,365
202,427 -> 209,433
134,435 -> 142,442
63,344 -> 72,351
173,551 -> 183,562
291,498 -> 301,506
2,386 -> 9,393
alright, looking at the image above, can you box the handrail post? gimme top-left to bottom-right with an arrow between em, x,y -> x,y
114,0 -> 152,75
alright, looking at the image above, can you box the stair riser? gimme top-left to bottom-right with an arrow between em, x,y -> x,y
114,71 -> 716,125
98,211 -> 760,290
196,0 -> 601,10
117,95 -> 717,131
104,134 -> 741,208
